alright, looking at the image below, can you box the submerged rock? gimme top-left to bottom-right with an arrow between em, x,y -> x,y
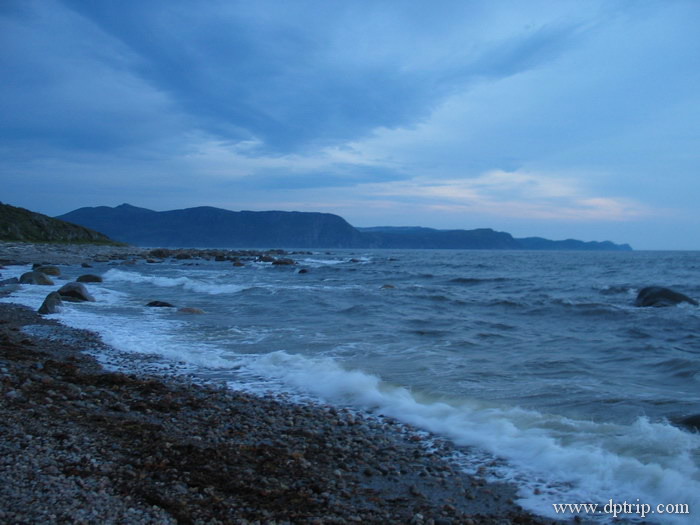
634,286 -> 698,307
19,271 -> 54,285
58,282 -> 95,302
38,292 -> 63,314
177,307 -> 205,314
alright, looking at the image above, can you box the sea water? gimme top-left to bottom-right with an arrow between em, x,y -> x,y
3,250 -> 700,522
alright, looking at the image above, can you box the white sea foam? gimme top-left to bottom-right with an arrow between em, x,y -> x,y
244,351 -> 700,523
301,258 -> 346,266
104,268 -> 248,295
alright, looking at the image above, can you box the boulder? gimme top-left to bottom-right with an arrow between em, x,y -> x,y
146,301 -> 175,307
77,274 -> 103,283
177,307 -> 205,314
634,286 -> 698,307
148,248 -> 172,259
298,268 -> 309,274
58,282 -> 96,302
272,258 -> 295,266
35,265 -> 61,276
19,271 -> 54,285
38,292 -> 63,314
81,262 -> 93,268
0,277 -> 19,286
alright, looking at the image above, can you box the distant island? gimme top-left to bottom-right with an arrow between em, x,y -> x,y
52,203 -> 632,251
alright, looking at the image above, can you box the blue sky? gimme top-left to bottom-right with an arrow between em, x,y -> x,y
2,0 -> 699,249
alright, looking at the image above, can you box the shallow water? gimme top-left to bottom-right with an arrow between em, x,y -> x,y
3,250 -> 700,522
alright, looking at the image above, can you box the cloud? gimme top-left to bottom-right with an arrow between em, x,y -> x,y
363,170 -> 649,222
0,0 -> 631,162
2,0 -> 699,248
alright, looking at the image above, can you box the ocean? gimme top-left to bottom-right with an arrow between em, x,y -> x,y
3,249 -> 700,522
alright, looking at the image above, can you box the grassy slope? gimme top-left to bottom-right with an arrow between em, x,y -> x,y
0,202 -> 124,245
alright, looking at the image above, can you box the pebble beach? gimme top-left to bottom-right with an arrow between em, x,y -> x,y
0,242 -> 553,525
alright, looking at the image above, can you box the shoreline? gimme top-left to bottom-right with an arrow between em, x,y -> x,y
0,242 -> 556,524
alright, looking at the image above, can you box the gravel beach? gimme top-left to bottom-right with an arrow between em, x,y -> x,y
0,242 -> 556,524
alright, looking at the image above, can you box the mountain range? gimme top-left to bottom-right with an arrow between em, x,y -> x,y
56,203 -> 632,251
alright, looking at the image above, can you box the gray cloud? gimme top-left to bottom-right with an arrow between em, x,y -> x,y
2,0 -> 700,248
49,0 -> 581,153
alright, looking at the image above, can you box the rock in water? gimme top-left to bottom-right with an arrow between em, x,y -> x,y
678,414 -> 700,431
58,282 -> 96,302
146,301 -> 175,307
35,265 -> 61,276
77,274 -> 103,283
19,271 -> 54,285
177,307 -> 205,314
38,292 -> 63,314
634,286 -> 698,307
272,258 -> 295,266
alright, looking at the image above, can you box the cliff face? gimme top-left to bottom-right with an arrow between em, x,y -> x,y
57,203 -> 632,250
58,204 -> 365,248
0,202 -> 119,244
358,227 -> 521,249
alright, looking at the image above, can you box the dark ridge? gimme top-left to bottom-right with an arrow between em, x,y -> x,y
0,202 -> 122,245
57,203 -> 632,250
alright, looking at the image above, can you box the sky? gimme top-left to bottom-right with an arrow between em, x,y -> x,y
2,0 -> 699,249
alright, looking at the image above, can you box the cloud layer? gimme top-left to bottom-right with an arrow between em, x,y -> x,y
2,0 -> 699,248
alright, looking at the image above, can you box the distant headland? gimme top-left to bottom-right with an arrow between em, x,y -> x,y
45,203 -> 631,251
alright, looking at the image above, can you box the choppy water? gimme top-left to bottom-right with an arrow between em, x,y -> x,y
3,250 -> 700,522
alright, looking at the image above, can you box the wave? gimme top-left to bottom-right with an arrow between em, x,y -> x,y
448,277 -> 511,285
243,351 -> 700,523
104,268 -> 248,295
598,285 -> 635,296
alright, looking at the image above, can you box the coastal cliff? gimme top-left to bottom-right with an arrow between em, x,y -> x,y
58,203 -> 632,250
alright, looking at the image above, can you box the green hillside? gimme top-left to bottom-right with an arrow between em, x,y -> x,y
0,202 -> 122,245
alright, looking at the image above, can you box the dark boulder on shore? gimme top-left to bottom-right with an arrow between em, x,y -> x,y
58,282 -> 95,302
38,292 -> 63,314
634,286 -> 698,307
19,271 -> 54,285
